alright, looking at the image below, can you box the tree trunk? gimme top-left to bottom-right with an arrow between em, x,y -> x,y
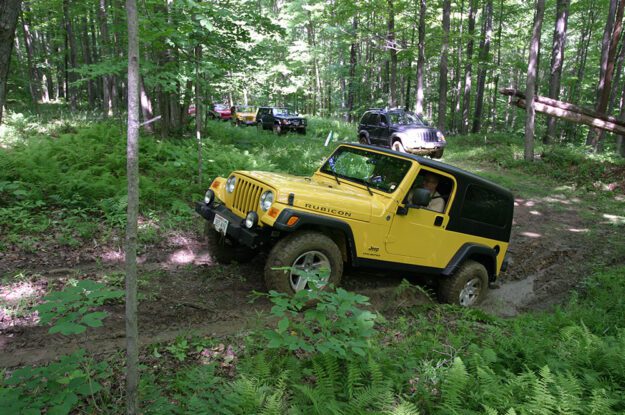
98,0 -> 113,115
347,16 -> 358,122
81,16 -> 96,110
0,0 -> 21,125
438,0 -> 451,131
461,0 -> 477,134
524,0 -> 545,162
387,0 -> 397,107
586,0 -> 618,146
490,0 -> 504,130
195,45 -> 203,184
125,0 -> 140,412
19,9 -> 40,111
63,0 -> 78,111
415,0 -> 426,114
544,0 -> 570,144
451,0 -> 464,132
472,0 -> 493,133
590,0 -> 625,150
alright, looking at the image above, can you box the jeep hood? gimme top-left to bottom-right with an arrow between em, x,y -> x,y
239,171 -> 372,221
276,115 -> 304,120
393,125 -> 437,134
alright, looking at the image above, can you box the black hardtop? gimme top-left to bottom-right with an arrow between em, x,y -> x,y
344,143 -> 513,199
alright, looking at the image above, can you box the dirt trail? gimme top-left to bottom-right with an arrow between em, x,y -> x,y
1,193 -> 619,368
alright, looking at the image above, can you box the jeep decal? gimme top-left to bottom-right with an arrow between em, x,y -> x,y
304,203 -> 353,217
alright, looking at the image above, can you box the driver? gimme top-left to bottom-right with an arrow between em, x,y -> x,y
408,172 -> 445,212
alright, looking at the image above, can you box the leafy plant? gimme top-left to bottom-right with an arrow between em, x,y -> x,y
36,280 -> 123,335
263,269 -> 377,358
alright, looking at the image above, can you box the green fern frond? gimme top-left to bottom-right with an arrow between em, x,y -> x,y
439,357 -> 469,413
385,399 -> 421,415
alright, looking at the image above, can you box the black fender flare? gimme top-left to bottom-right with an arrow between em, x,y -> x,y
274,209 -> 357,262
442,243 -> 498,281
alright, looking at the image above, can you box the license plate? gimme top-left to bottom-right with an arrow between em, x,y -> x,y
213,214 -> 229,235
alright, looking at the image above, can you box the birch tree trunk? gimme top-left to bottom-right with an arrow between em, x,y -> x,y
125,0 -> 140,412
524,0 -> 545,162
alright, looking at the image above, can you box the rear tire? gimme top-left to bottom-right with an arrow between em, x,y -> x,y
205,224 -> 254,265
438,260 -> 488,307
264,231 -> 343,294
392,140 -> 406,153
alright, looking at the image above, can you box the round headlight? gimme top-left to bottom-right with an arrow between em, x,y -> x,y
244,211 -> 258,229
260,190 -> 274,211
436,131 -> 446,141
204,189 -> 215,205
226,176 -> 236,193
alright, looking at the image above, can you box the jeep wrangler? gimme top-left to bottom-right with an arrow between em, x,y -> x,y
195,144 -> 513,307
256,106 -> 307,135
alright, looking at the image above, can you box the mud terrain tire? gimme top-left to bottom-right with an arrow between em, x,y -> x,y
205,224 -> 254,264
438,260 -> 488,307
432,148 -> 444,159
264,231 -> 343,294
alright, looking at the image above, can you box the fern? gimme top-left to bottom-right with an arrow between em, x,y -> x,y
438,357 -> 469,413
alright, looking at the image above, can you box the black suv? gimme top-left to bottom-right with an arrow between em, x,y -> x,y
256,107 -> 307,135
358,108 -> 446,158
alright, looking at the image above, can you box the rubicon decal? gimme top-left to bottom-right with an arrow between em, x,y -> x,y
304,203 -> 353,217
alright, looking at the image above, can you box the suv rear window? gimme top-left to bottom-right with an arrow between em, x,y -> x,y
461,184 -> 510,227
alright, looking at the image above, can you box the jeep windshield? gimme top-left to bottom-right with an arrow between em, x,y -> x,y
320,147 -> 411,193
273,108 -> 297,116
389,111 -> 426,126
237,105 -> 255,112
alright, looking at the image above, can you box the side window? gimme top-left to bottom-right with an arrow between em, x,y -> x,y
380,114 -> 388,125
461,185 -> 509,227
407,169 -> 454,213
360,113 -> 370,124
372,114 -> 381,125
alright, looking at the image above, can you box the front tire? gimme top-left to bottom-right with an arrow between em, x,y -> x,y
359,134 -> 370,144
205,224 -> 254,265
392,140 -> 406,153
438,260 -> 488,307
264,231 -> 343,294
432,148 -> 444,159
273,124 -> 283,135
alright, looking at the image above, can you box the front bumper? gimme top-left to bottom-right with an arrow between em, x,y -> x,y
406,142 -> 446,155
195,202 -> 269,249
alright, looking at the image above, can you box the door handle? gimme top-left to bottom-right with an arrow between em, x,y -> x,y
434,216 -> 444,227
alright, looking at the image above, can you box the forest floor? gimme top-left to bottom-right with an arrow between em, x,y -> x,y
1,184 -> 624,369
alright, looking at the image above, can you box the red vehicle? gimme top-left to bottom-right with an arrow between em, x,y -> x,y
208,104 -> 231,121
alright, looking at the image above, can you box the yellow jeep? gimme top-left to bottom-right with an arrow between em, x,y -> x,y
231,105 -> 257,126
196,144 -> 514,306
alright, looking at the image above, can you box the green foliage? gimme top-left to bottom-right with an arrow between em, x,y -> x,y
263,280 -> 377,358
0,350 -> 111,415
36,280 -> 123,335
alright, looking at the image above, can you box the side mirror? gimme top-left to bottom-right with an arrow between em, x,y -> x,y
380,122 -> 387,127
410,188 -> 432,207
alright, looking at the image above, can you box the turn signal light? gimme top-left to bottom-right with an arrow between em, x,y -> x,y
211,180 -> 221,189
268,207 -> 280,218
286,216 -> 300,227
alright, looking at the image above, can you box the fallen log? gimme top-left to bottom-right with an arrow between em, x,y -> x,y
500,88 -> 625,131
511,98 -> 625,135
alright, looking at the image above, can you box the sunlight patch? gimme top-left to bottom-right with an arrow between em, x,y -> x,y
168,249 -> 195,265
529,210 -> 542,216
568,228 -> 589,233
603,214 -> 625,225
520,231 -> 542,238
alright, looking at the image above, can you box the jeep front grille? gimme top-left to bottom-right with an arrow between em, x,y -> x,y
232,178 -> 263,216
422,130 -> 438,143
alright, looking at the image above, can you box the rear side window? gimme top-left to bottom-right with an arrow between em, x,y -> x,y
461,185 -> 509,227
